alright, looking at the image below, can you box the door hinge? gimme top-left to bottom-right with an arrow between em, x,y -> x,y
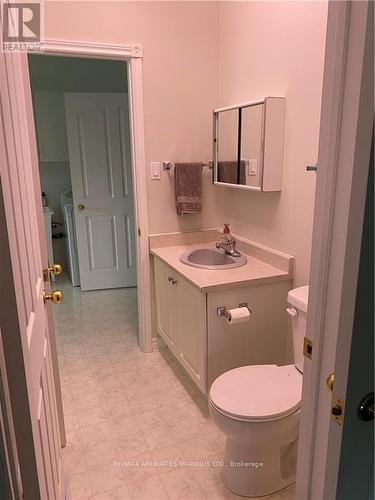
303,337 -> 313,360
331,394 -> 344,425
138,228 -> 141,237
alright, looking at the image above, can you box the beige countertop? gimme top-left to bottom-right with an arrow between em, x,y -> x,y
150,241 -> 293,293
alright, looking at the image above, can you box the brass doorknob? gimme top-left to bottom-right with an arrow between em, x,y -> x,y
49,264 -> 62,276
43,290 -> 64,304
77,204 -> 85,211
326,373 -> 335,392
43,264 -> 63,282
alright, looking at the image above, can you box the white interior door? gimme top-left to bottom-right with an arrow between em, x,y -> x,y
296,2 -> 373,498
64,92 -> 136,291
0,48 -> 64,499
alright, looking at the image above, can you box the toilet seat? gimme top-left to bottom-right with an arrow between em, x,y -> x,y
209,364 -> 302,423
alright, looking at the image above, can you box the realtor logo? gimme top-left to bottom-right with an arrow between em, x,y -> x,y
2,2 -> 42,51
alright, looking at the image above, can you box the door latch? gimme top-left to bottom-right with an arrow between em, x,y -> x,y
331,394 -> 344,425
303,337 -> 313,360
43,264 -> 63,282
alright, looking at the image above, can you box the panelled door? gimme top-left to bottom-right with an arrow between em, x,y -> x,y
0,48 -> 64,500
64,93 -> 136,291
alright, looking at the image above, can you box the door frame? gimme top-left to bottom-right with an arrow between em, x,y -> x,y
28,39 -> 152,353
296,1 -> 373,498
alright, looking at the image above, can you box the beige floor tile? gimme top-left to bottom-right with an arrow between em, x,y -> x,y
81,422 -> 112,449
92,484 -> 131,500
103,399 -> 133,421
134,408 -> 165,432
84,440 -> 118,469
70,378 -> 98,398
95,375 -> 123,392
74,391 -> 103,412
176,488 -> 204,500
128,393 -> 157,414
151,443 -> 185,475
119,452 -> 159,485
158,402 -> 192,425
109,414 -> 140,440
160,468 -> 200,500
143,425 -> 176,451
115,432 -> 149,457
204,430 -> 226,454
128,475 -> 168,500
99,386 -> 127,406
88,463 -> 126,496
68,471 -> 93,500
62,393 -> 76,415
184,397 -> 210,419
192,455 -> 223,490
63,427 -> 83,454
77,405 -> 107,430
62,448 -> 87,476
153,390 -> 186,409
169,417 -> 206,443
201,481 -> 240,499
179,437 -> 215,461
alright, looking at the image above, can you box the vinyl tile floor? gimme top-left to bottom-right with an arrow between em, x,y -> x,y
54,275 -> 295,500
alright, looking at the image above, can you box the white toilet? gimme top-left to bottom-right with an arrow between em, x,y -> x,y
209,286 -> 308,497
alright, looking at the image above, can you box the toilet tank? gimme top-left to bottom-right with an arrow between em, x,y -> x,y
287,286 -> 309,373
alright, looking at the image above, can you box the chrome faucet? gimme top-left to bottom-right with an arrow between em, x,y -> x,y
216,224 -> 242,258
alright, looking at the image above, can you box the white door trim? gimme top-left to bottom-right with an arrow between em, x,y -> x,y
296,1 -> 373,498
30,39 -> 152,352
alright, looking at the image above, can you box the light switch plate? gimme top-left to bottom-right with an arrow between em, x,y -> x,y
249,159 -> 257,176
150,161 -> 161,180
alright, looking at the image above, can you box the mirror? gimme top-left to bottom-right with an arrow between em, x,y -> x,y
213,97 -> 285,192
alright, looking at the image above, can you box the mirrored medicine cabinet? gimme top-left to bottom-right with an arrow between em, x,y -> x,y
212,97 -> 286,192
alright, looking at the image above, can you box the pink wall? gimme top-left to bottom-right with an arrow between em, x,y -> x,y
44,1 -> 220,234
44,1 -> 327,286
216,1 -> 328,286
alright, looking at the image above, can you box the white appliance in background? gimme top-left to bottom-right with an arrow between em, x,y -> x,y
60,189 -> 80,286
43,206 -> 55,281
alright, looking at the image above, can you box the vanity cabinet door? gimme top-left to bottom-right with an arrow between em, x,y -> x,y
154,258 -> 177,353
176,277 -> 207,394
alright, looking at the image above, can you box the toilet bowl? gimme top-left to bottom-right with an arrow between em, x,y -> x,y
209,286 -> 308,497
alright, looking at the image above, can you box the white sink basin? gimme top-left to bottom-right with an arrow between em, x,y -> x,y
180,247 -> 247,270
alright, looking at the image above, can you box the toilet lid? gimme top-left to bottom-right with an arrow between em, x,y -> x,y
209,365 -> 302,422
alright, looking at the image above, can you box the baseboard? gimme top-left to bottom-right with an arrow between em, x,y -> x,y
152,337 -> 167,352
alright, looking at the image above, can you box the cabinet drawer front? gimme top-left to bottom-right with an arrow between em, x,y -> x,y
176,278 -> 207,394
154,258 -> 177,353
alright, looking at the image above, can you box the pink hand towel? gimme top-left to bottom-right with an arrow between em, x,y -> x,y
174,162 -> 202,215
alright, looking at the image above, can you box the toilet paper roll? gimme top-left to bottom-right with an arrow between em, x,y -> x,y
226,307 -> 251,325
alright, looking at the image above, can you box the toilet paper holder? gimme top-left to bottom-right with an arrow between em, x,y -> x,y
217,303 -> 250,320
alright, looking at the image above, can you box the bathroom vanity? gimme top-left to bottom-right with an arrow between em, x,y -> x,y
150,230 -> 294,395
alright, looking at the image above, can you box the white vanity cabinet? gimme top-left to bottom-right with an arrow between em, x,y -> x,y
153,247 -> 292,396
154,258 -> 206,393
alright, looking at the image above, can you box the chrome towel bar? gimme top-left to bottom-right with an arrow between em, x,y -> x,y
163,161 -> 213,171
